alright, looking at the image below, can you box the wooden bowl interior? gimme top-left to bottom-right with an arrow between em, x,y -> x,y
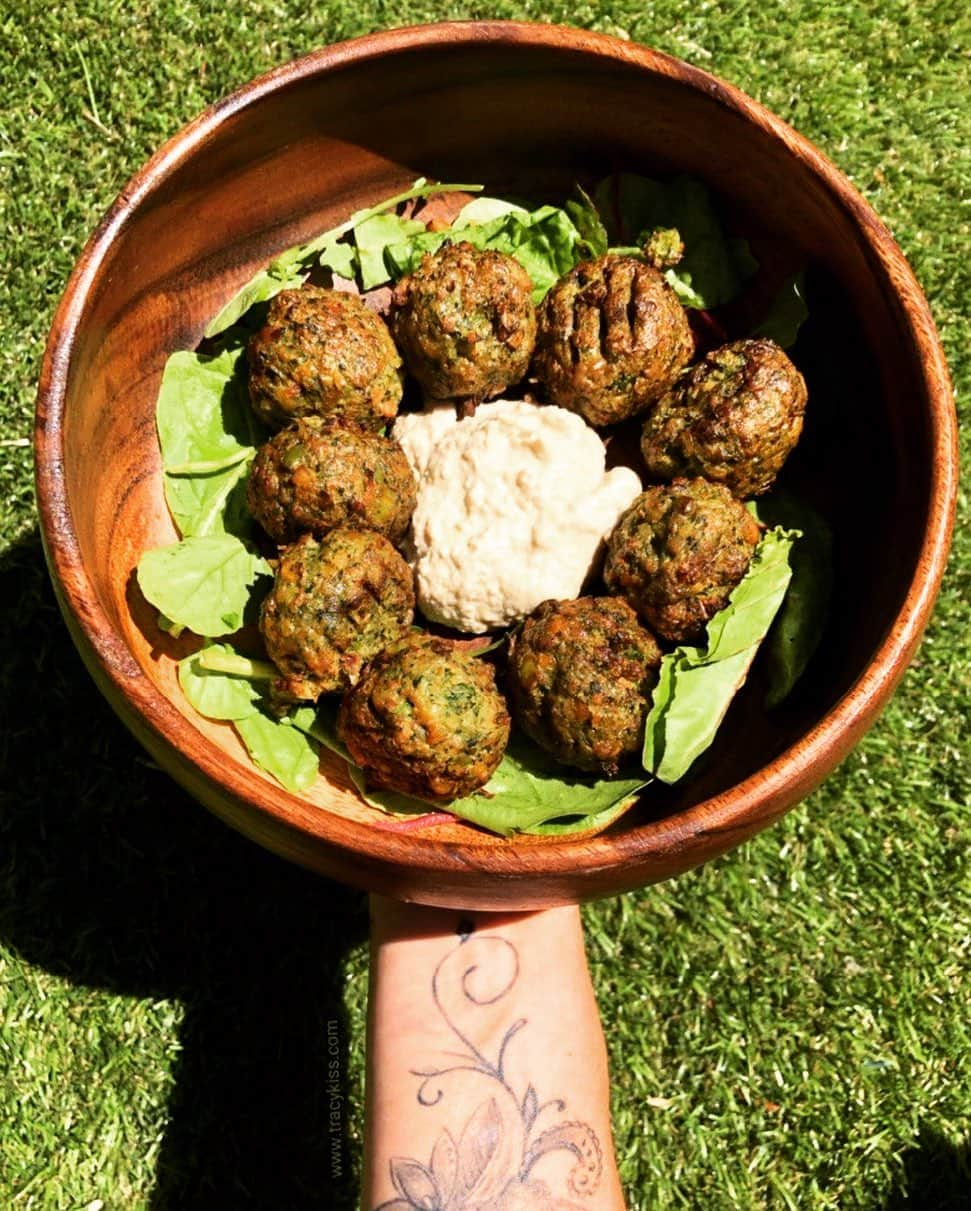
42,29 -> 949,907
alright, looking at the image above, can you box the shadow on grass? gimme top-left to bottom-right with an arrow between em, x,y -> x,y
0,530 -> 368,1208
878,1126 -> 971,1210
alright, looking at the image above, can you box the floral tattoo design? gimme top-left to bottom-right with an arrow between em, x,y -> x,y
375,926 -> 603,1210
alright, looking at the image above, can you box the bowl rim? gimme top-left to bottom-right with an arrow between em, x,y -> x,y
34,19 -> 959,889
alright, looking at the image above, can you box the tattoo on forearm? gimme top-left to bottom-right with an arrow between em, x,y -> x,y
374,931 -> 603,1210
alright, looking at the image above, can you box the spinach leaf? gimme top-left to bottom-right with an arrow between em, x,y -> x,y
203,265 -> 307,339
756,492 -> 833,706
595,173 -> 757,309
156,344 -> 255,472
354,212 -> 425,289
235,711 -> 320,793
308,704 -> 647,835
178,645 -> 320,793
383,202 -> 588,303
204,178 -> 483,338
643,526 -> 798,783
448,738 -> 647,835
164,462 -> 253,541
137,535 -> 271,637
155,341 -> 264,538
753,272 -> 810,349
178,643 -> 263,720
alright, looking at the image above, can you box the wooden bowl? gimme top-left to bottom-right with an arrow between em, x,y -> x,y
35,22 -> 957,909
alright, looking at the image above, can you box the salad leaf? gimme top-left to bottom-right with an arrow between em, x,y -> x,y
452,196 -> 528,226
756,493 -> 833,706
178,645 -> 320,793
643,526 -> 798,783
307,704 -> 647,835
382,203 -> 589,303
565,185 -> 610,258
522,798 -> 636,836
203,264 -> 308,338
235,711 -> 320,793
314,237 -> 358,280
137,535 -> 271,637
155,342 -> 263,538
164,463 -> 253,541
178,643 -> 264,720
353,212 -> 426,289
156,345 -> 255,472
448,739 -> 647,836
753,272 -> 810,349
595,173 -> 757,309
204,178 -> 483,338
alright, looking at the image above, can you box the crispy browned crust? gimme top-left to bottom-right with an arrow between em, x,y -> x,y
248,286 -> 404,429
247,417 -> 416,545
507,596 -> 662,774
603,478 -> 761,643
640,338 -> 807,497
391,241 -> 537,401
532,254 -> 693,427
259,529 -> 415,702
338,633 -> 511,801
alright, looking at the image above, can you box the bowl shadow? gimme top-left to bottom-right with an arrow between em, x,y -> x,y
0,530 -> 368,1207
877,1127 -> 970,1210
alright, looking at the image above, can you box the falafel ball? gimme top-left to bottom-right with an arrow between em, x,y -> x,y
390,241 -> 537,402
531,253 -> 693,428
259,529 -> 414,703
640,338 -> 807,498
603,478 -> 761,644
337,633 -> 511,801
247,286 -> 404,430
507,597 -> 662,774
247,417 -> 417,546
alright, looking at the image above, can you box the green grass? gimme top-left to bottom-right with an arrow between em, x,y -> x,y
1,1 -> 969,1207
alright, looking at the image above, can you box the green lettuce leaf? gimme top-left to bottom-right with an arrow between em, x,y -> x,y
178,643 -> 263,720
308,704 -> 647,835
178,645 -> 319,793
155,342 -> 263,538
643,526 -> 798,783
353,212 -> 426,289
235,712 -> 320,793
203,178 -> 482,338
137,535 -> 271,637
203,265 -> 308,339
382,203 -> 588,303
756,493 -> 834,706
565,185 -> 610,258
163,465 -> 253,541
314,237 -> 358,280
753,272 -> 810,349
447,738 -> 647,836
156,344 -> 255,471
595,173 -> 757,308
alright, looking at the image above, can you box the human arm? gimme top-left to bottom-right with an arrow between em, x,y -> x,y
362,896 -> 626,1209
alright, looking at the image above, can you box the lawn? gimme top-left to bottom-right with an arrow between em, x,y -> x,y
1,2 -> 968,1208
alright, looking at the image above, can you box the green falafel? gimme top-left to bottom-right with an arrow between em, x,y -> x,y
391,242 -> 537,402
603,479 -> 761,644
259,528 -> 414,703
337,633 -> 511,801
247,286 -> 404,429
640,338 -> 807,497
532,253 -> 694,427
247,417 -> 417,546
507,597 -> 662,774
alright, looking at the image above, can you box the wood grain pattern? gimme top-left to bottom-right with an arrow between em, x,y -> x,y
34,22 -> 957,909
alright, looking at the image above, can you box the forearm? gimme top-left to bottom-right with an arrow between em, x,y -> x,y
362,896 -> 626,1210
